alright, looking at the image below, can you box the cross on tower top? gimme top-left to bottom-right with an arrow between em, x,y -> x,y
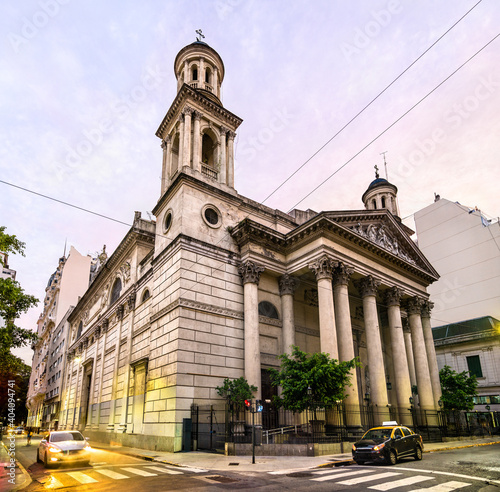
374,164 -> 379,179
196,29 -> 205,42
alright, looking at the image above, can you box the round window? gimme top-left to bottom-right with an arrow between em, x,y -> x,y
164,210 -> 173,232
204,208 -> 219,225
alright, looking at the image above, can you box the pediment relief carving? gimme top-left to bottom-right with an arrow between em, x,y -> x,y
350,222 -> 416,265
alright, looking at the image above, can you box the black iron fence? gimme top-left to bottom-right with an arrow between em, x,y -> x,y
191,403 -> 500,451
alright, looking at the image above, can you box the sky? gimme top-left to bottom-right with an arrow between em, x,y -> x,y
1,0 -> 499,365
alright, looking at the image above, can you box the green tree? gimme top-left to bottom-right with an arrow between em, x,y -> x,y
269,346 -> 359,420
439,365 -> 478,411
216,377 -> 257,418
0,227 -> 38,371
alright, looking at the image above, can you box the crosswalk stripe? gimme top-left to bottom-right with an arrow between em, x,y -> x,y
407,482 -> 471,492
370,475 -> 435,490
312,469 -> 373,482
66,471 -> 98,484
120,467 -> 157,477
146,465 -> 183,475
338,472 -> 402,485
43,476 -> 65,489
93,468 -> 129,480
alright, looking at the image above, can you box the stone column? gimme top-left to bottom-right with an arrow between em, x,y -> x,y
403,318 -> 417,389
356,276 -> 389,418
121,293 -> 136,433
182,107 -> 193,168
308,255 -> 338,360
421,301 -> 442,407
238,261 -> 265,399
199,56 -> 205,88
160,135 -> 172,195
227,131 -> 236,187
192,111 -> 202,173
219,126 -> 228,185
95,319 -> 109,430
385,287 -> 412,425
279,274 -> 299,355
407,297 -> 437,417
183,60 -> 189,85
177,115 -> 184,174
213,66 -> 219,98
333,263 -> 361,428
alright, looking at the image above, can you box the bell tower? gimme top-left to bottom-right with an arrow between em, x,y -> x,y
155,36 -> 242,196
362,165 -> 401,217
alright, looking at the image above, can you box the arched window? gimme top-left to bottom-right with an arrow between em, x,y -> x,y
372,199 -> 377,209
110,278 -> 122,305
381,196 -> 386,208
201,133 -> 215,167
258,301 -> 280,319
141,289 -> 150,302
192,65 -> 198,81
171,134 -> 180,175
205,67 -> 212,84
76,321 -> 83,340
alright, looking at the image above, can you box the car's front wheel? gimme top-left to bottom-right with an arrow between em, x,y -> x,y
43,452 -> 52,469
36,450 -> 41,463
415,446 -> 423,460
387,450 -> 397,465
355,460 -> 365,465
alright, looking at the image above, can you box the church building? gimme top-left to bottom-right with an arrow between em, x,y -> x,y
60,39 -> 441,452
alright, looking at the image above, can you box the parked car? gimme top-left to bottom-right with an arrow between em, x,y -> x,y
352,422 -> 423,465
15,427 -> 24,434
37,430 -> 91,467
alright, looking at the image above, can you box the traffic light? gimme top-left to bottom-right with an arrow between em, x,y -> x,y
244,399 -> 252,410
256,400 -> 263,412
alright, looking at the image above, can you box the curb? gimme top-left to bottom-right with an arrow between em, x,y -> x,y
426,440 -> 500,453
316,459 -> 355,468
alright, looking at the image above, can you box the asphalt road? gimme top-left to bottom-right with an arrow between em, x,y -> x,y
10,435 -> 500,491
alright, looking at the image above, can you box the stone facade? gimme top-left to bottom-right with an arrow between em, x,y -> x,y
59,40 -> 442,452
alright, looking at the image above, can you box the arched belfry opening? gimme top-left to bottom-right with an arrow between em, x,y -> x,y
201,133 -> 216,173
171,133 -> 180,177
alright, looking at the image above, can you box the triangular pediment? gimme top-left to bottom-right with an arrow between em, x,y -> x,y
322,210 -> 438,279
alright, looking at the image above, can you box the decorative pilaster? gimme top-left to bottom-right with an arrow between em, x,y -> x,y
227,131 -> 236,188
407,296 -> 436,414
192,111 -> 202,173
309,255 -> 338,359
116,304 -> 125,322
182,107 -> 193,168
160,135 -> 172,194
219,126 -> 228,185
239,261 -> 265,399
177,114 -> 184,173
421,300 -> 442,407
279,274 -> 299,354
384,287 -> 412,424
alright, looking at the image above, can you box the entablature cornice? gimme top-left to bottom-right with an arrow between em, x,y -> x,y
155,84 -> 243,139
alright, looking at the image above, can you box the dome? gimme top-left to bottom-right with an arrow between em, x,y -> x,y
362,174 -> 400,217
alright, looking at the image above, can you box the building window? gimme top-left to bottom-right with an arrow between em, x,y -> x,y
76,321 -> 83,340
372,199 -> 377,209
110,278 -> 122,305
164,210 -> 173,232
192,66 -> 198,81
381,196 -> 386,208
205,67 -> 212,84
258,301 -> 280,319
141,289 -> 150,302
466,355 -> 483,378
202,205 -> 221,228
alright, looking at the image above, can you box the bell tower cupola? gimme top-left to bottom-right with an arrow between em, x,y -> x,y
362,165 -> 401,217
155,32 -> 242,197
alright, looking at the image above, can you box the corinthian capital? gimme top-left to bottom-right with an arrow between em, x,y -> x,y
332,262 -> 354,287
308,255 -> 337,281
279,274 -> 299,296
182,106 -> 194,116
219,126 -> 229,137
406,296 -> 425,315
161,135 -> 172,150
238,261 -> 265,285
385,286 -> 404,307
227,130 -> 237,140
192,110 -> 202,121
355,276 -> 381,297
421,300 -> 434,318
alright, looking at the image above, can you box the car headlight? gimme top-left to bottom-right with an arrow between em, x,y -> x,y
373,443 -> 385,451
352,444 -> 356,452
84,444 -> 91,450
48,446 -> 62,453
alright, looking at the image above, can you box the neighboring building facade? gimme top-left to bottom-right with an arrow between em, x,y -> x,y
1,253 -> 16,281
414,198 -> 500,411
26,247 -> 93,428
61,40 -> 442,452
433,316 -> 500,411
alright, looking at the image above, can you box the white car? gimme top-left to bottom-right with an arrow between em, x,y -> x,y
37,430 -> 91,467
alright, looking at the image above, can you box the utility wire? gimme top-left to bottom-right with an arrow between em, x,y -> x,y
287,31 -> 500,212
258,0 -> 483,207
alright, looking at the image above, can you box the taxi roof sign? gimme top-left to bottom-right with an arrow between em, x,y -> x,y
382,421 -> 398,426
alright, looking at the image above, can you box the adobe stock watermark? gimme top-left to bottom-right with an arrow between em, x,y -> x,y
215,0 -> 243,20
391,74 -> 500,182
8,0 -> 70,54
235,106 -> 293,167
341,0 -> 403,62
6,380 -> 17,485
431,277 -> 467,314
52,65 -> 168,181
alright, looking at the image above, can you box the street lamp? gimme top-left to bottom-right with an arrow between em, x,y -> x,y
409,396 -> 414,405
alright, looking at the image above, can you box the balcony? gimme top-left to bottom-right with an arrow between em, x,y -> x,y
201,164 -> 218,180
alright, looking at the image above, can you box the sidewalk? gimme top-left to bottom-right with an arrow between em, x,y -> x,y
0,438 -> 32,491
91,435 -> 500,473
